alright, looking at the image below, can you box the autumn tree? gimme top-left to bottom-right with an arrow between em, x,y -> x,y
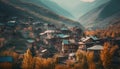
111,32 -> 115,38
86,52 -> 96,69
43,58 -> 56,69
75,50 -> 88,69
0,50 -> 19,61
55,64 -> 68,69
100,42 -> 118,69
34,57 -> 44,69
0,50 -> 19,69
84,23 -> 120,38
22,49 -> 34,69
0,62 -> 12,69
76,50 -> 86,62
34,57 -> 56,69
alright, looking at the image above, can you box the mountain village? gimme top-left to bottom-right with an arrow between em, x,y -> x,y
0,16 -> 120,69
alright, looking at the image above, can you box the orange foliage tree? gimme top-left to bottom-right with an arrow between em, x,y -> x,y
86,52 -> 96,69
0,50 -> 19,61
0,62 -> 12,69
75,50 -> 88,69
22,49 -> 34,69
0,50 -> 19,69
34,57 -> 56,69
100,42 -> 118,69
55,64 -> 68,69
84,23 -> 120,38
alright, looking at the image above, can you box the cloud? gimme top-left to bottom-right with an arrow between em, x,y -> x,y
81,0 -> 95,2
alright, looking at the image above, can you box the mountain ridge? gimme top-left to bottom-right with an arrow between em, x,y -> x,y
79,0 -> 120,29
0,0 -> 84,30
21,0 -> 74,19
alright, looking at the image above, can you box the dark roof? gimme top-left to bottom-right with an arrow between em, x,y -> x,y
89,36 -> 98,40
61,27 -> 68,30
0,56 -> 13,62
0,23 -> 4,26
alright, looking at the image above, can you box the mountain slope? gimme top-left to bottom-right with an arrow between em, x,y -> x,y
79,3 -> 107,28
0,0 -> 84,29
99,0 -> 120,19
19,0 -> 74,19
79,0 -> 120,29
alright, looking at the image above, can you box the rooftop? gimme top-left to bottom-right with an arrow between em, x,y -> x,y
89,36 -> 98,40
27,39 -> 35,43
81,36 -> 98,42
0,23 -> 4,26
41,49 -> 47,53
61,27 -> 68,30
62,40 -> 69,44
87,45 -> 103,50
0,56 -> 13,62
57,34 -> 70,38
78,42 -> 85,45
40,30 -> 56,35
69,53 -> 75,57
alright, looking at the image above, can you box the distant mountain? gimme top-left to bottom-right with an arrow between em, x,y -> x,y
0,0 -> 84,29
21,0 -> 74,19
79,3 -> 107,28
79,0 -> 120,29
